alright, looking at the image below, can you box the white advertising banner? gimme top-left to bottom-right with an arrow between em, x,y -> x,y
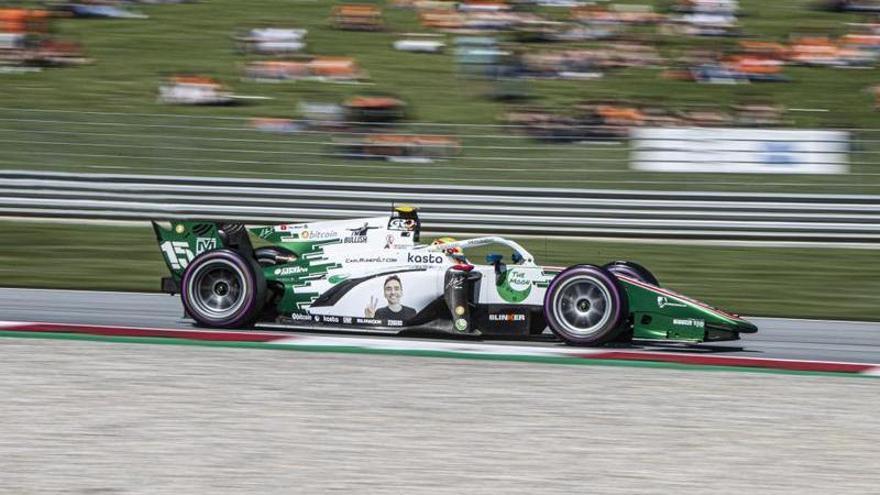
631,127 -> 849,174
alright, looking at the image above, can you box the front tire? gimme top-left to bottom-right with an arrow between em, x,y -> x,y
180,249 -> 266,328
543,265 -> 628,346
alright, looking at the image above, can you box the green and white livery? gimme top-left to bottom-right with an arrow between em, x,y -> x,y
152,206 -> 757,346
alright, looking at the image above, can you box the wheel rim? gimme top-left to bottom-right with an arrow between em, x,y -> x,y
188,260 -> 248,319
553,276 -> 613,336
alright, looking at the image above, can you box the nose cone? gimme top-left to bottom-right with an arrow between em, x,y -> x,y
733,318 -> 759,334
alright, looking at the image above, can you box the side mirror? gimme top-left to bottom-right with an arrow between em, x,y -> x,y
511,251 -> 523,264
487,253 -> 507,284
486,253 -> 503,264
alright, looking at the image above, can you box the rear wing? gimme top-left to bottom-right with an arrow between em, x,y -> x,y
152,221 -> 254,282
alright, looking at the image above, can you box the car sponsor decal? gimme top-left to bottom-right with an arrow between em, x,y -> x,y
657,296 -> 688,309
489,313 -> 526,322
407,252 -> 444,265
344,255 -> 398,264
497,269 -> 532,303
274,266 -> 307,277
388,218 -> 417,231
195,237 -> 217,252
300,230 -> 337,241
672,318 -> 705,328
363,275 -> 419,322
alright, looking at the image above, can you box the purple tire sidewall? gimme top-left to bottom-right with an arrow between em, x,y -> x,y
543,265 -> 624,339
180,250 -> 258,328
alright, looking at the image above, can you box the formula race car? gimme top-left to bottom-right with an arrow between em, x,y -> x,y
152,206 -> 757,346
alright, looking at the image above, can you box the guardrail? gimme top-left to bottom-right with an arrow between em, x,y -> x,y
1,170 -> 879,246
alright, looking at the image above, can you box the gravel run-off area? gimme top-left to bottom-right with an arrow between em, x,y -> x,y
1,338 -> 877,494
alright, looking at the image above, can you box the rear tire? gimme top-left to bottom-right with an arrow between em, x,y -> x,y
180,249 -> 266,328
604,260 -> 659,286
543,265 -> 628,346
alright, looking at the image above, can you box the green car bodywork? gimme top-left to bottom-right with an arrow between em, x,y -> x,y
621,278 -> 757,342
153,219 -> 756,344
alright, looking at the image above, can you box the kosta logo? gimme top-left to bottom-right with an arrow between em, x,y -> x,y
407,252 -> 444,264
274,266 -> 307,276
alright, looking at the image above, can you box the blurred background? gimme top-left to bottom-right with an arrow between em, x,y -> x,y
0,0 -> 878,320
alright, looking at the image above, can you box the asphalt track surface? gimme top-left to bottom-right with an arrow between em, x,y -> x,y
0,288 -> 878,364
1,288 -> 879,493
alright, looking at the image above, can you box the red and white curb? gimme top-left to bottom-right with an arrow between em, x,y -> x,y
1,321 -> 878,376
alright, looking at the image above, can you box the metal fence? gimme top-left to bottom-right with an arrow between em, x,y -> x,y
2,170 -> 878,246
1,108 -> 879,194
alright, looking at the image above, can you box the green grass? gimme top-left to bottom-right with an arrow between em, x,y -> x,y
1,220 -> 877,320
0,1 -> 878,191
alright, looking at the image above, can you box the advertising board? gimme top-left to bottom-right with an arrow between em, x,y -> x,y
631,127 -> 849,174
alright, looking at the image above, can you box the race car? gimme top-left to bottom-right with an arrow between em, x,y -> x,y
152,206 -> 757,346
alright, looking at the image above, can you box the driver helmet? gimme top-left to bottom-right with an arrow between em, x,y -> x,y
432,237 -> 464,260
